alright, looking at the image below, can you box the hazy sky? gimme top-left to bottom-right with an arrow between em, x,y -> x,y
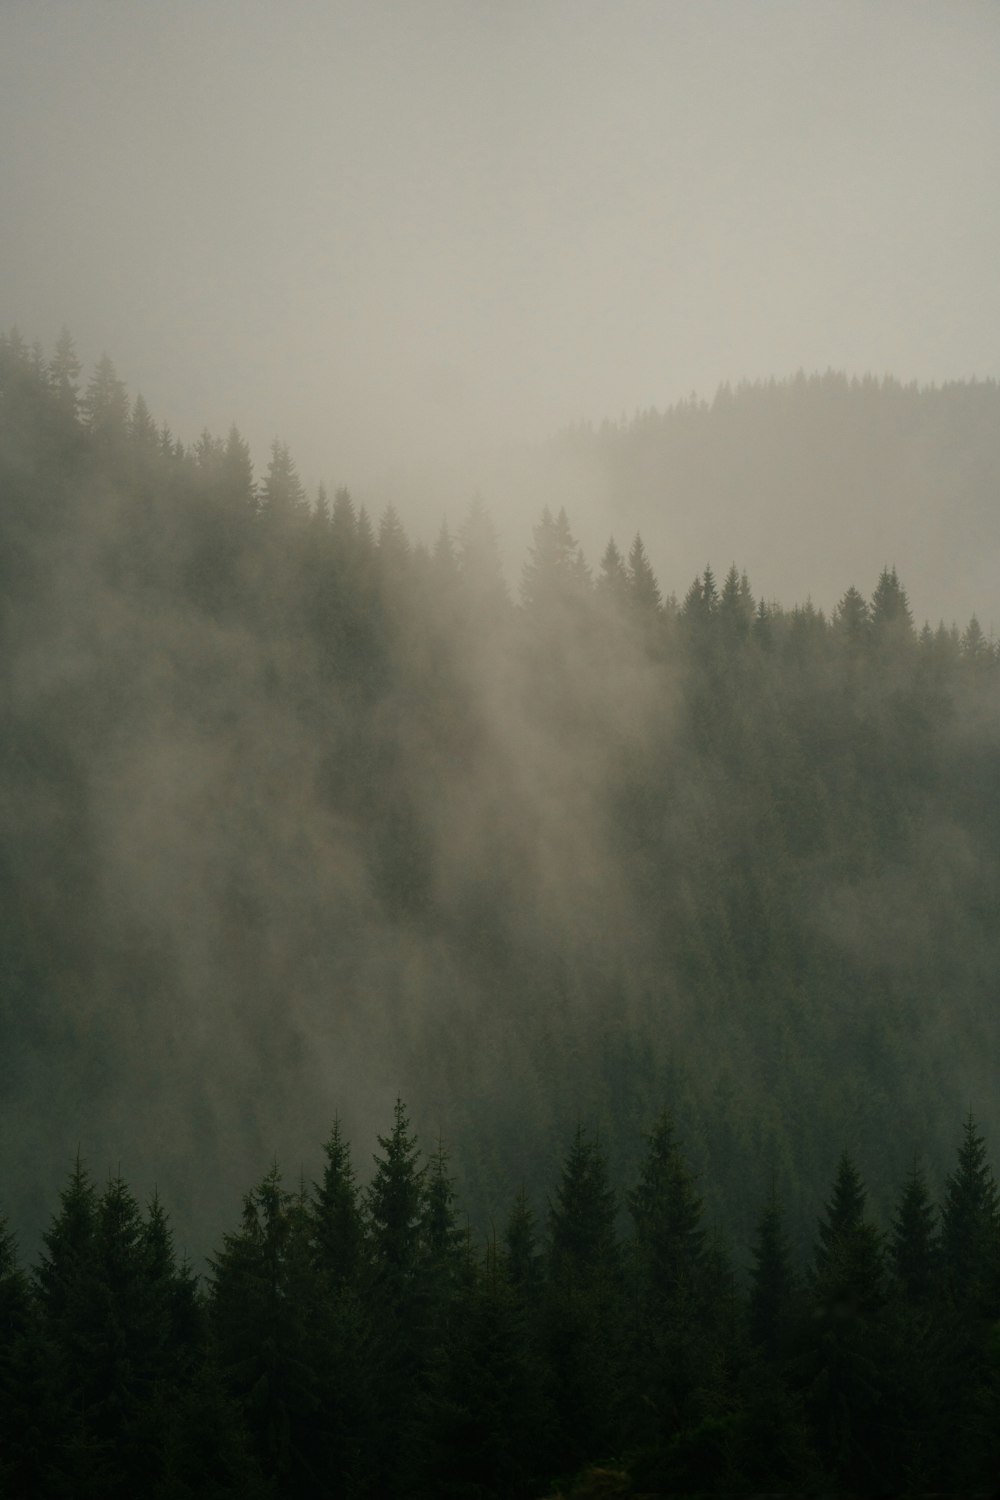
3,1 -> 999,518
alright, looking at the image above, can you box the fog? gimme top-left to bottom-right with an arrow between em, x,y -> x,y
3,2 -> 999,548
3,4 -> 1000,1266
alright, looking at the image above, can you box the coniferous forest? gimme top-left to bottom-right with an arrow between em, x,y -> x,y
2,329 -> 1000,1494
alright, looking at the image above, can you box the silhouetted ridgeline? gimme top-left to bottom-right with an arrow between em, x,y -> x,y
2,328 -> 999,1297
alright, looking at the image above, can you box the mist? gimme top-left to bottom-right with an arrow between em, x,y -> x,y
3,3 -> 999,534
2,0 -> 1000,1286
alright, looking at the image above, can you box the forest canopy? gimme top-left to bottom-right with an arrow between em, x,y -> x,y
1,326 -> 999,1297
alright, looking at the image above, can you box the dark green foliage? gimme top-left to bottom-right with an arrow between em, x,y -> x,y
890,1161 -> 939,1304
545,1127 -> 622,1476
310,1118 -> 362,1290
4,1110 -> 1000,1494
4,332 -> 1000,1492
807,1156 -> 891,1489
210,1165 -> 322,1490
941,1112 -> 999,1313
748,1189 -> 796,1360
625,1112 -> 721,1461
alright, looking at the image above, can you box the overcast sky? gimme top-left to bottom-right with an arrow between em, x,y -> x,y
3,1 -> 999,519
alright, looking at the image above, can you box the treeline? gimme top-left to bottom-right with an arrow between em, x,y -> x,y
552,366 -> 1000,630
1,1107 -> 998,1496
2,326 -> 1000,1272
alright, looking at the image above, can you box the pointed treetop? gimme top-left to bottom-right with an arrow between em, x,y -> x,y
815,1152 -> 867,1272
259,438 -> 307,518
890,1159 -> 938,1303
627,534 -> 662,614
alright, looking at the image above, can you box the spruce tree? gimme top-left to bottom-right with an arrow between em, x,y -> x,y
625,1111 -> 712,1451
940,1112 -> 998,1316
211,1162 -> 322,1489
362,1100 -> 427,1491
311,1117 -> 362,1291
748,1188 -> 796,1361
258,438 -> 306,520
808,1155 -> 890,1489
545,1125 -> 622,1476
890,1161 -> 939,1305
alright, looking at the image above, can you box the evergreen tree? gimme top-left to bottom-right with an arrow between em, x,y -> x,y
422,1134 -> 465,1284
808,1154 -> 889,1489
940,1112 -> 999,1315
626,1111 -> 713,1451
833,584 -> 870,647
48,325 -> 82,421
748,1188 -> 796,1360
82,352 -> 130,449
626,533 -> 662,616
503,1186 -> 542,1308
220,423 -> 256,516
870,565 -> 914,645
520,505 -> 590,613
311,1117 -> 362,1290
890,1161 -> 939,1305
0,1213 -> 47,1497
259,438 -> 306,520
362,1100 -> 427,1491
596,536 -> 628,609
329,484 -> 357,558
545,1125 -> 621,1475
210,1161 -> 322,1489
718,562 -> 753,640
457,493 -> 508,613
814,1152 -> 867,1276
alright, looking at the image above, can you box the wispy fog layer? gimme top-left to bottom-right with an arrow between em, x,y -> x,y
3,340 -> 1000,1267
2,4 -> 1000,1261
2,3 -> 998,522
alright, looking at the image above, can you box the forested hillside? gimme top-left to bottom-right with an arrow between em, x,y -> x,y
533,371 -> 1000,629
2,327 -> 999,1278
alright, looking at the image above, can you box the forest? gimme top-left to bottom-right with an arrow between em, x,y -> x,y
1,327 -> 1000,1493
1,1104 -> 998,1495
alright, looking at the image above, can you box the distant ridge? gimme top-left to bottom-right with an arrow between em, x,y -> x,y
542,371 -> 1000,629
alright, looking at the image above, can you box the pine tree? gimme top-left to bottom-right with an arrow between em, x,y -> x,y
545,1125 -> 622,1475
82,352 -> 130,448
625,1111 -> 713,1449
890,1161 -> 939,1305
597,536 -> 628,608
627,533 -> 662,616
210,1161 -> 323,1487
808,1155 -> 889,1488
258,438 -> 306,520
940,1112 -> 999,1315
49,325 -> 82,420
814,1153 -> 867,1277
377,503 -> 410,575
0,1213 -> 45,1497
362,1100 -> 429,1491
220,423 -> 256,516
503,1186 -> 542,1308
870,565 -> 914,647
748,1188 -> 796,1360
34,1155 -> 98,1379
520,506 -> 590,613
457,494 -> 508,612
422,1134 -> 465,1283
719,562 -> 753,640
311,1117 -> 362,1290
306,1125 -> 370,1493
833,585 -> 870,647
